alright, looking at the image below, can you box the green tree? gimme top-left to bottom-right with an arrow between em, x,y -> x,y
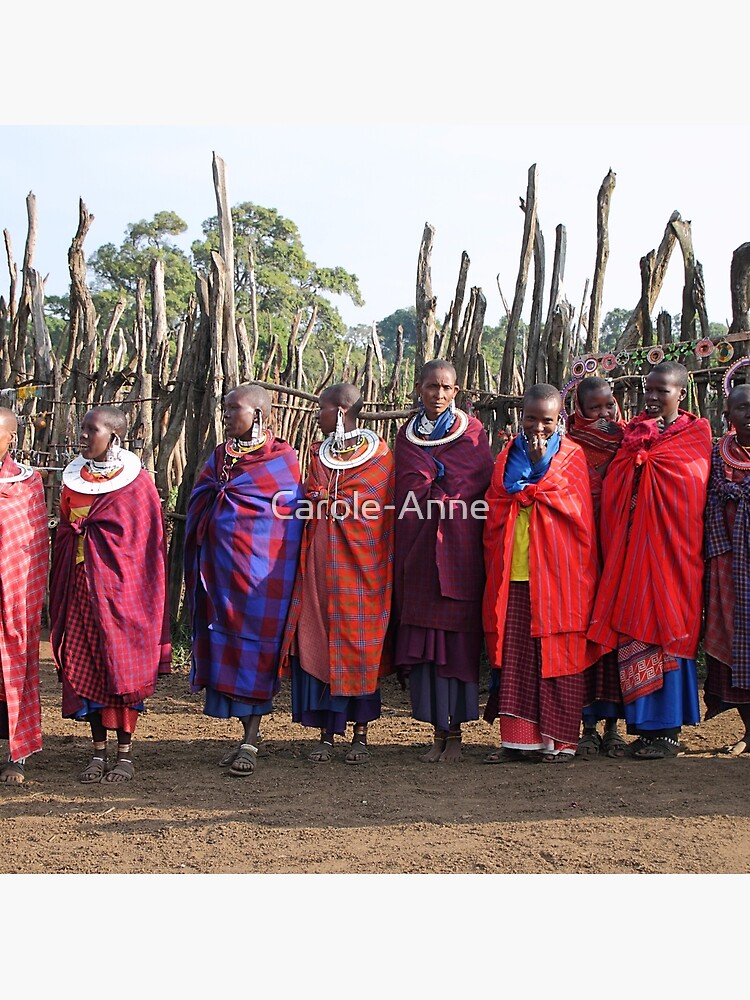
191,202 -> 363,344
373,307 -> 417,363
600,308 -> 631,351
87,211 -> 196,328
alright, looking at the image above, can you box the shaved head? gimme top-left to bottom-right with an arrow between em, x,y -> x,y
226,384 -> 272,420
523,383 -> 562,410
728,383 -> 750,405
320,383 -> 363,418
86,405 -> 128,441
418,359 -> 457,385
651,360 -> 688,388
577,376 -> 611,403
0,406 -> 18,463
0,407 -> 17,434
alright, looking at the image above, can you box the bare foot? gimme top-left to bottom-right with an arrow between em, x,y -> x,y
438,733 -> 462,763
420,732 -> 447,763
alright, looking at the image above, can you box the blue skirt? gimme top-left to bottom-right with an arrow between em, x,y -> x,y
290,657 -> 380,735
203,687 -> 273,720
624,657 -> 701,732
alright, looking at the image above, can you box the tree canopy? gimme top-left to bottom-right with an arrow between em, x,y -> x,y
191,202 -> 364,340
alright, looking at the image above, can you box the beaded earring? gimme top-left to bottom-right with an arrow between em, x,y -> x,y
334,408 -> 346,450
106,434 -> 122,463
9,431 -> 18,459
251,409 -> 264,442
557,413 -> 567,437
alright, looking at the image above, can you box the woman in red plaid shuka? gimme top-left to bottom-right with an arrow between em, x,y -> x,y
49,406 -> 171,784
0,408 -> 49,785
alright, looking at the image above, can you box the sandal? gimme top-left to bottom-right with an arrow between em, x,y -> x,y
627,736 -> 652,757
601,729 -> 628,759
80,755 -> 108,783
102,758 -> 135,783
542,751 -> 575,763
218,745 -> 241,768
575,731 -> 602,759
309,740 -> 334,763
483,747 -> 538,764
719,738 -> 750,756
632,736 -> 680,760
344,740 -> 371,765
228,743 -> 258,777
0,761 -> 25,785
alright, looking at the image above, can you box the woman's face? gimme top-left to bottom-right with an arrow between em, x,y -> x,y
79,411 -> 115,463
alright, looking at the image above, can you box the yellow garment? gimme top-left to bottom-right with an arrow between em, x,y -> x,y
69,505 -> 91,564
509,504 -> 532,581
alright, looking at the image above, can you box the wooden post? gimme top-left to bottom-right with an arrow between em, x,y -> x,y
586,168 -> 616,354
500,165 -> 537,394
415,223 -> 437,376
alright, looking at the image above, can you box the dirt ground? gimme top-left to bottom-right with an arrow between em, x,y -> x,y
2,641 -> 750,875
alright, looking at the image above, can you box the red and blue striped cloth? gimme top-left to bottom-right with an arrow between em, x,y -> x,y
704,437 -> 750,689
185,437 -> 304,701
280,437 -> 394,698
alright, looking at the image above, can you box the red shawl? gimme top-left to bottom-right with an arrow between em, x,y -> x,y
587,410 -> 712,658
0,456 -> 48,759
393,416 -> 494,631
280,436 -> 394,697
567,394 -> 625,515
49,470 -> 171,699
482,435 -> 599,678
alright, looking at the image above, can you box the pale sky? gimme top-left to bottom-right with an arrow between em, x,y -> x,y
3,123 -> 747,337
2,2 -> 748,343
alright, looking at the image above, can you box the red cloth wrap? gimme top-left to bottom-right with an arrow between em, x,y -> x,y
567,396 -> 625,517
280,436 -> 394,697
586,410 -> 712,658
482,435 -> 599,678
393,416 -> 494,631
0,455 -> 48,759
49,470 -> 171,701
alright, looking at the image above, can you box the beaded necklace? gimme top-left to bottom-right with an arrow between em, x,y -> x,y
720,431 -> 750,472
405,408 -> 469,448
83,459 -> 124,482
318,428 -> 379,470
221,434 -> 267,482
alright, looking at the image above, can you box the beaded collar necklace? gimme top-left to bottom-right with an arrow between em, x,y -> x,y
405,408 -> 469,448
720,431 -> 750,471
63,450 -> 141,494
0,461 -> 34,483
225,434 -> 267,458
319,428 -> 380,470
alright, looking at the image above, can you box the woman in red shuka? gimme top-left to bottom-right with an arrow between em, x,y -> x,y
483,383 -> 599,764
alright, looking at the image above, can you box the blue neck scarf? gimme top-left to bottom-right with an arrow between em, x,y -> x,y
415,403 -> 456,440
414,405 -> 457,480
503,432 -> 561,494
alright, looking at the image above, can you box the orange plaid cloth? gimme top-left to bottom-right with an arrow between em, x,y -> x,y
280,436 -> 394,697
